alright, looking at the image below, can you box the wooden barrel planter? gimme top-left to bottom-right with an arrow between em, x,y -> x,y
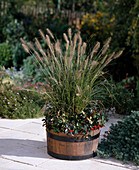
47,129 -> 100,160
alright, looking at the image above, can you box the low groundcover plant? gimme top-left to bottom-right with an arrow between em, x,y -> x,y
21,28 -> 122,137
97,111 -> 139,165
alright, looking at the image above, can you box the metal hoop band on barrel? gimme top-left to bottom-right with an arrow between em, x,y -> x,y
48,150 -> 97,160
47,131 -> 100,142
47,131 -> 100,160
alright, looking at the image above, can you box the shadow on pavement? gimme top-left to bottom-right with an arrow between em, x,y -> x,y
0,138 -> 53,159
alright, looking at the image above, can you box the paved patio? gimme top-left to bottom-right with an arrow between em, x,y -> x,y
0,115 -> 138,170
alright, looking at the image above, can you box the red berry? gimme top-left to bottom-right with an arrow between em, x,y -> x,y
69,130 -> 74,133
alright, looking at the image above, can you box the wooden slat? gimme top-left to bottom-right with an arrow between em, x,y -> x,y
47,129 -> 100,158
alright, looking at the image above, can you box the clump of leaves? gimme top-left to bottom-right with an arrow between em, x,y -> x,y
98,111 -> 139,165
42,103 -> 106,136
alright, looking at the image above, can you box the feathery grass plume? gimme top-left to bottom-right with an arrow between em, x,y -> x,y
109,52 -> 115,60
46,28 -> 54,40
68,34 -> 78,67
78,34 -> 82,45
46,34 -> 55,57
77,85 -> 82,94
46,39 -> 61,70
69,32 -> 74,59
103,52 -> 117,67
39,49 -> 48,64
39,29 -> 46,40
90,41 -> 100,59
101,45 -> 109,55
46,34 -> 51,47
50,43 -> 55,56
65,40 -> 69,51
64,41 -> 69,66
84,56 -> 89,69
27,42 -> 35,51
68,28 -> 72,40
39,49 -> 46,57
44,57 -> 49,65
103,58 -> 112,67
47,49 -> 51,59
73,33 -> 78,46
63,33 -> 69,63
73,33 -> 77,47
90,60 -> 99,69
34,50 -> 42,62
77,34 -> 82,67
103,37 -> 111,47
78,70 -> 83,79
35,38 -> 42,50
113,50 -> 123,59
20,38 -> 26,45
71,34 -> 78,58
81,42 -> 87,56
69,39 -> 73,56
100,55 -> 108,64
55,40 -> 62,56
22,44 -> 30,54
63,33 -> 69,43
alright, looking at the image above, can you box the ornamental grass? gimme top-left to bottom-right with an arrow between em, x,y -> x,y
21,28 -> 123,135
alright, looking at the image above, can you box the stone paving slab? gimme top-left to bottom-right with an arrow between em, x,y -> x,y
0,159 -> 46,170
0,157 -> 12,168
0,119 -> 33,130
38,158 -> 130,170
0,127 -> 9,134
0,116 -> 138,170
13,122 -> 45,136
93,158 -> 138,170
0,132 -> 47,166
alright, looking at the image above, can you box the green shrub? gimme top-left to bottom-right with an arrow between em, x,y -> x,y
98,111 -> 139,165
111,84 -> 135,115
0,43 -> 13,68
12,42 -> 29,69
80,12 -> 115,43
2,18 -> 27,45
102,0 -> 138,81
22,55 -> 46,83
102,78 -> 136,114
80,1 -> 138,81
0,83 -> 46,119
27,9 -> 71,40
2,18 -> 28,69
